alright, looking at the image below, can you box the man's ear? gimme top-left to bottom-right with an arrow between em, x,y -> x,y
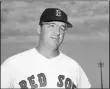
37,25 -> 41,35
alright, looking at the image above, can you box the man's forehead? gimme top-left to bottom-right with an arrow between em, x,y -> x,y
44,21 -> 67,26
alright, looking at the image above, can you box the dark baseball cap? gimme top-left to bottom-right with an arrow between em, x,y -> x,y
39,8 -> 73,28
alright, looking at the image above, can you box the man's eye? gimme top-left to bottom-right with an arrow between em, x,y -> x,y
60,27 -> 65,31
49,24 -> 55,28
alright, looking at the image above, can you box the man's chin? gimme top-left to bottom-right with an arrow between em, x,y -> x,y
49,43 -> 60,50
48,39 -> 62,49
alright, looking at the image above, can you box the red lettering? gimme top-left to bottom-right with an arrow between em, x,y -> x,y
27,75 -> 38,88
57,75 -> 65,87
19,80 -> 28,89
37,73 -> 47,87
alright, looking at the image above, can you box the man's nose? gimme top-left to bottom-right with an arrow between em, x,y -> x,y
54,27 -> 60,36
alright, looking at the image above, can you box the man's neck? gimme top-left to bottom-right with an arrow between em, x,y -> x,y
36,44 -> 60,59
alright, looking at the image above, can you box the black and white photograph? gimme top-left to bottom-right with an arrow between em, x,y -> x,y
1,0 -> 109,88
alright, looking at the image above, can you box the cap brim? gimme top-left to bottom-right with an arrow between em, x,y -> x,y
40,19 -> 73,28
66,22 -> 73,28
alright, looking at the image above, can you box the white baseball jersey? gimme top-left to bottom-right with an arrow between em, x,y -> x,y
1,48 -> 91,88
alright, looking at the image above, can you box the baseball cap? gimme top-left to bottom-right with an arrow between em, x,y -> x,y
39,8 -> 73,28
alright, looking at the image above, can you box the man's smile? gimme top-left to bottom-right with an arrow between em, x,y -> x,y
51,37 -> 59,40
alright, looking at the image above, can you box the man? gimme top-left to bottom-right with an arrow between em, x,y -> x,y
1,8 -> 91,88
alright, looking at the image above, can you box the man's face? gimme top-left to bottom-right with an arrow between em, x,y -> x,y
40,21 -> 68,49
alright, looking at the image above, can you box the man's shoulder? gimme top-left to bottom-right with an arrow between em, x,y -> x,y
2,48 -> 36,66
8,48 -> 35,59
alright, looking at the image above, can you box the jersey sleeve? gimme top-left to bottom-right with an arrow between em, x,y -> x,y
77,66 -> 91,88
1,59 -> 14,88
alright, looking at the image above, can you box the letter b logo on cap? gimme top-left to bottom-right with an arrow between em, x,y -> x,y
56,10 -> 61,17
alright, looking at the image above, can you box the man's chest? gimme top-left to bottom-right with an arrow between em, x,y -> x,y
13,65 -> 78,88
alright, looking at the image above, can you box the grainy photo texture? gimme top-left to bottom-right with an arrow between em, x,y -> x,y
1,0 -> 109,89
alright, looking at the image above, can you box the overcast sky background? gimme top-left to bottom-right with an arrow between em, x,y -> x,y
1,0 -> 109,88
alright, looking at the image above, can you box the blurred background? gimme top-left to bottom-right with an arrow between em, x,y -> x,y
1,0 -> 109,88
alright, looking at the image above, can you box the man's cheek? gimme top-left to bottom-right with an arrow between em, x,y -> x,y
60,35 -> 64,42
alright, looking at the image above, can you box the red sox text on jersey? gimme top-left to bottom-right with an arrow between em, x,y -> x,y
19,73 -> 77,89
